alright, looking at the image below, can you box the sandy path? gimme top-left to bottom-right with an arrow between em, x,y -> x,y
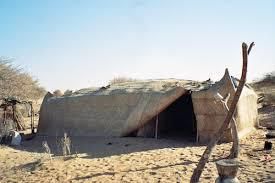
0,130 -> 274,183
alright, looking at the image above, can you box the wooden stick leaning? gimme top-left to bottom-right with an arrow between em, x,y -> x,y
228,41 -> 255,158
221,93 -> 240,159
190,42 -> 254,183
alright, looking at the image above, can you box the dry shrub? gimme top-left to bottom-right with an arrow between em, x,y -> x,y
53,89 -> 63,97
260,71 -> 275,84
42,141 -> 52,160
60,132 -> 71,156
260,90 -> 275,107
0,57 -> 46,100
109,77 -> 137,85
252,71 -> 275,106
253,71 -> 275,88
63,90 -> 73,96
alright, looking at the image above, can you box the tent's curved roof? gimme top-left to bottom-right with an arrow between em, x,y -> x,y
65,79 -> 211,97
38,80 -> 210,137
38,72 -> 257,138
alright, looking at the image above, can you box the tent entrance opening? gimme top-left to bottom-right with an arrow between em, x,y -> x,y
157,92 -> 196,140
131,92 -> 197,141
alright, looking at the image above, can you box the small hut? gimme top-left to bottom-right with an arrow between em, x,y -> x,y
0,98 -> 34,136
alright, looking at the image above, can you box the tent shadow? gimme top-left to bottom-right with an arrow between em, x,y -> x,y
14,135 -> 203,159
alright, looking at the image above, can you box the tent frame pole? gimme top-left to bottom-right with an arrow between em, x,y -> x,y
155,114 -> 159,139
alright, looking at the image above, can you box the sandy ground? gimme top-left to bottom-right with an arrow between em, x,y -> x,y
0,129 -> 274,183
1,95 -> 275,183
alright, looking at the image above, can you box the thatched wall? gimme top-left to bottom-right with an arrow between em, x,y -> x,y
192,69 -> 258,143
38,80 -> 202,137
38,76 -> 258,143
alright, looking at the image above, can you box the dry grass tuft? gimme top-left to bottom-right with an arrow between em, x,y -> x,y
42,141 -> 52,160
60,132 -> 71,157
63,90 -> 73,96
53,90 -> 63,97
109,77 -> 137,85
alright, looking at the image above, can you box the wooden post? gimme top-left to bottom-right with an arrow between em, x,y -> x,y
155,114 -> 159,139
30,102 -> 35,134
3,106 -> 7,125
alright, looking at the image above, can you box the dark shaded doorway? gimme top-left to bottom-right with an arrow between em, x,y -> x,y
127,92 -> 197,141
157,91 -> 197,141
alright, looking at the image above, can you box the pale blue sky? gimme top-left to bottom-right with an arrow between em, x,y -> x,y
1,0 -> 274,91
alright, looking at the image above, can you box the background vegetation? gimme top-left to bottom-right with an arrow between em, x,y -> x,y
109,77 -> 138,85
0,57 -> 46,101
252,71 -> 275,106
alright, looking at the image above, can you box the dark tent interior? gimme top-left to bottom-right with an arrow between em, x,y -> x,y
127,91 -> 197,141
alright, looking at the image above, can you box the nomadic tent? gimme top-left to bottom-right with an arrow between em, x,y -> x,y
38,69 -> 258,143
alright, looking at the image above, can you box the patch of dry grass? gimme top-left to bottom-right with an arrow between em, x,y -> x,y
109,77 -> 138,85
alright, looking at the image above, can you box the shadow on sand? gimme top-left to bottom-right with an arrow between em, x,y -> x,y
14,134 -> 201,159
71,160 -> 196,181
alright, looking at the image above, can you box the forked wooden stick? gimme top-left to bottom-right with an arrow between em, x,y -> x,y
215,92 -> 239,159
222,94 -> 240,159
190,42 -> 254,183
